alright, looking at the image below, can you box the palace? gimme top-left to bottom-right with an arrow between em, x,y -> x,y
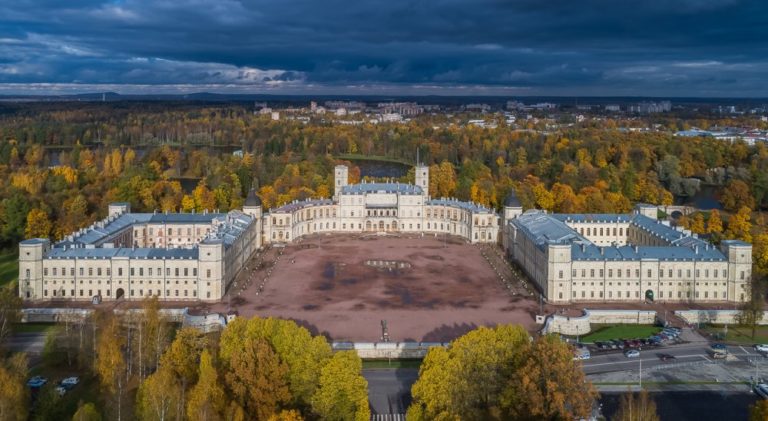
20,164 -> 498,302
262,164 -> 499,244
501,200 -> 753,304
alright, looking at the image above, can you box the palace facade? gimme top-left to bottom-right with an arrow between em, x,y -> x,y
262,164 -> 499,244
502,200 -> 753,304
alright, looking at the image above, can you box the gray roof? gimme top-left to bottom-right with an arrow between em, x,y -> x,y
48,210 -> 254,260
512,210 -> 730,262
48,247 -> 199,259
427,198 -> 495,214
341,182 -> 423,195
271,199 -> 334,213
58,212 -> 228,248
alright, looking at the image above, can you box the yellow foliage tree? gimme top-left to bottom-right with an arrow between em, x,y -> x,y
310,351 -> 370,421
726,206 -> 753,243
187,350 -> 226,421
707,209 -> 724,234
690,213 -> 706,234
25,208 -> 52,239
0,354 -> 29,421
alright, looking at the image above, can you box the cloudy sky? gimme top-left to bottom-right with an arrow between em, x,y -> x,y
0,0 -> 766,96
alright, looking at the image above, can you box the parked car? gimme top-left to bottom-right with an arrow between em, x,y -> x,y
712,343 -> 728,351
26,376 -> 47,388
55,386 -> 67,396
755,344 -> 768,353
60,376 -> 79,389
658,353 -> 676,361
624,349 -> 640,358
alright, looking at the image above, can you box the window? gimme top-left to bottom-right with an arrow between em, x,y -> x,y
44,268 -> 48,276
558,270 -> 563,279
608,269 -> 613,278
131,268 -> 135,276
590,269 -> 595,277
599,269 -> 604,278
80,268 -> 84,276
647,269 -> 652,278
193,268 -> 197,277
659,269 -> 663,278
741,271 -> 745,280
572,270 -> 577,277
184,268 -> 188,277
559,292 -> 563,299
118,268 -> 123,276
206,269 -> 211,278
582,269 -> 586,277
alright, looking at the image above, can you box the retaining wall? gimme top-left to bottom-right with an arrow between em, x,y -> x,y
541,309 -> 657,336
675,309 -> 768,325
332,342 -> 448,359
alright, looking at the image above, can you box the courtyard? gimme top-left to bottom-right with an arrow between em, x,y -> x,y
206,233 -> 538,342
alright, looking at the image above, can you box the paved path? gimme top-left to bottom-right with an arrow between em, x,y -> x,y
4,332 -> 46,354
363,368 -> 418,415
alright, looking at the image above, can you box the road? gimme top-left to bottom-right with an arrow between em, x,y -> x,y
363,368 -> 418,416
582,343 -> 767,375
3,332 -> 46,354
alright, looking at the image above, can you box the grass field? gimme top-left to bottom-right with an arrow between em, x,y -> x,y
13,323 -> 57,333
701,325 -> 768,344
581,325 -> 662,343
0,249 -> 18,287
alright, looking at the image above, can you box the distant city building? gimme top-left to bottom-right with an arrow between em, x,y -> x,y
463,103 -> 491,112
258,107 -> 273,115
377,102 -> 423,117
310,101 -> 317,112
379,113 -> 404,123
271,112 -> 280,121
502,201 -> 752,304
605,104 -> 621,112
629,101 -> 672,114
324,101 -> 365,111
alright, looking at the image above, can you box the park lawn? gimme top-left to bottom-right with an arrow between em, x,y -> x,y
362,358 -> 423,370
0,249 -> 18,287
701,325 -> 768,345
13,323 -> 57,334
581,325 -> 662,343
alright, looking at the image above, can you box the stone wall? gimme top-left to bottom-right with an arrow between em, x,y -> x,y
675,309 -> 768,325
332,342 -> 448,359
541,309 -> 657,336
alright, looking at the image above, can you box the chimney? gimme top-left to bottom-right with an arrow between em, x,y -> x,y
600,247 -> 605,256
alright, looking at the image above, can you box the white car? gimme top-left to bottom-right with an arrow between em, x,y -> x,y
755,345 -> 768,353
60,376 -> 79,389
55,386 -> 67,396
624,349 -> 640,358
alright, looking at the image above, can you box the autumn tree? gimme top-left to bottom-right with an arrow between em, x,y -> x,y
268,410 -> 304,421
72,402 -> 102,421
707,209 -> 723,235
134,296 -> 170,379
751,400 -> 768,421
224,337 -> 291,420
311,351 -> 370,421
500,335 -> 598,420
408,325 -> 531,419
160,327 -> 207,420
136,366 -> 181,421
689,213 -> 706,235
612,389 -> 659,421
721,179 -> 755,212
726,206 -> 753,243
0,354 -> 29,421
219,317 -> 332,410
25,208 -> 52,239
187,350 -> 226,421
95,315 -> 127,421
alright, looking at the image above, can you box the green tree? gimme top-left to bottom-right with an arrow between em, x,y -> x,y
0,284 -> 22,347
187,350 -> 226,421
737,280 -> 766,339
311,351 -> 369,421
612,389 -> 659,421
72,402 -> 102,421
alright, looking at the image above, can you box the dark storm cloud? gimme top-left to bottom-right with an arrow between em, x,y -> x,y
0,0 -> 766,95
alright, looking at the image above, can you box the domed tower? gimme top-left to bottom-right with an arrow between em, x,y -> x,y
503,190 -> 523,222
243,188 -> 262,218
